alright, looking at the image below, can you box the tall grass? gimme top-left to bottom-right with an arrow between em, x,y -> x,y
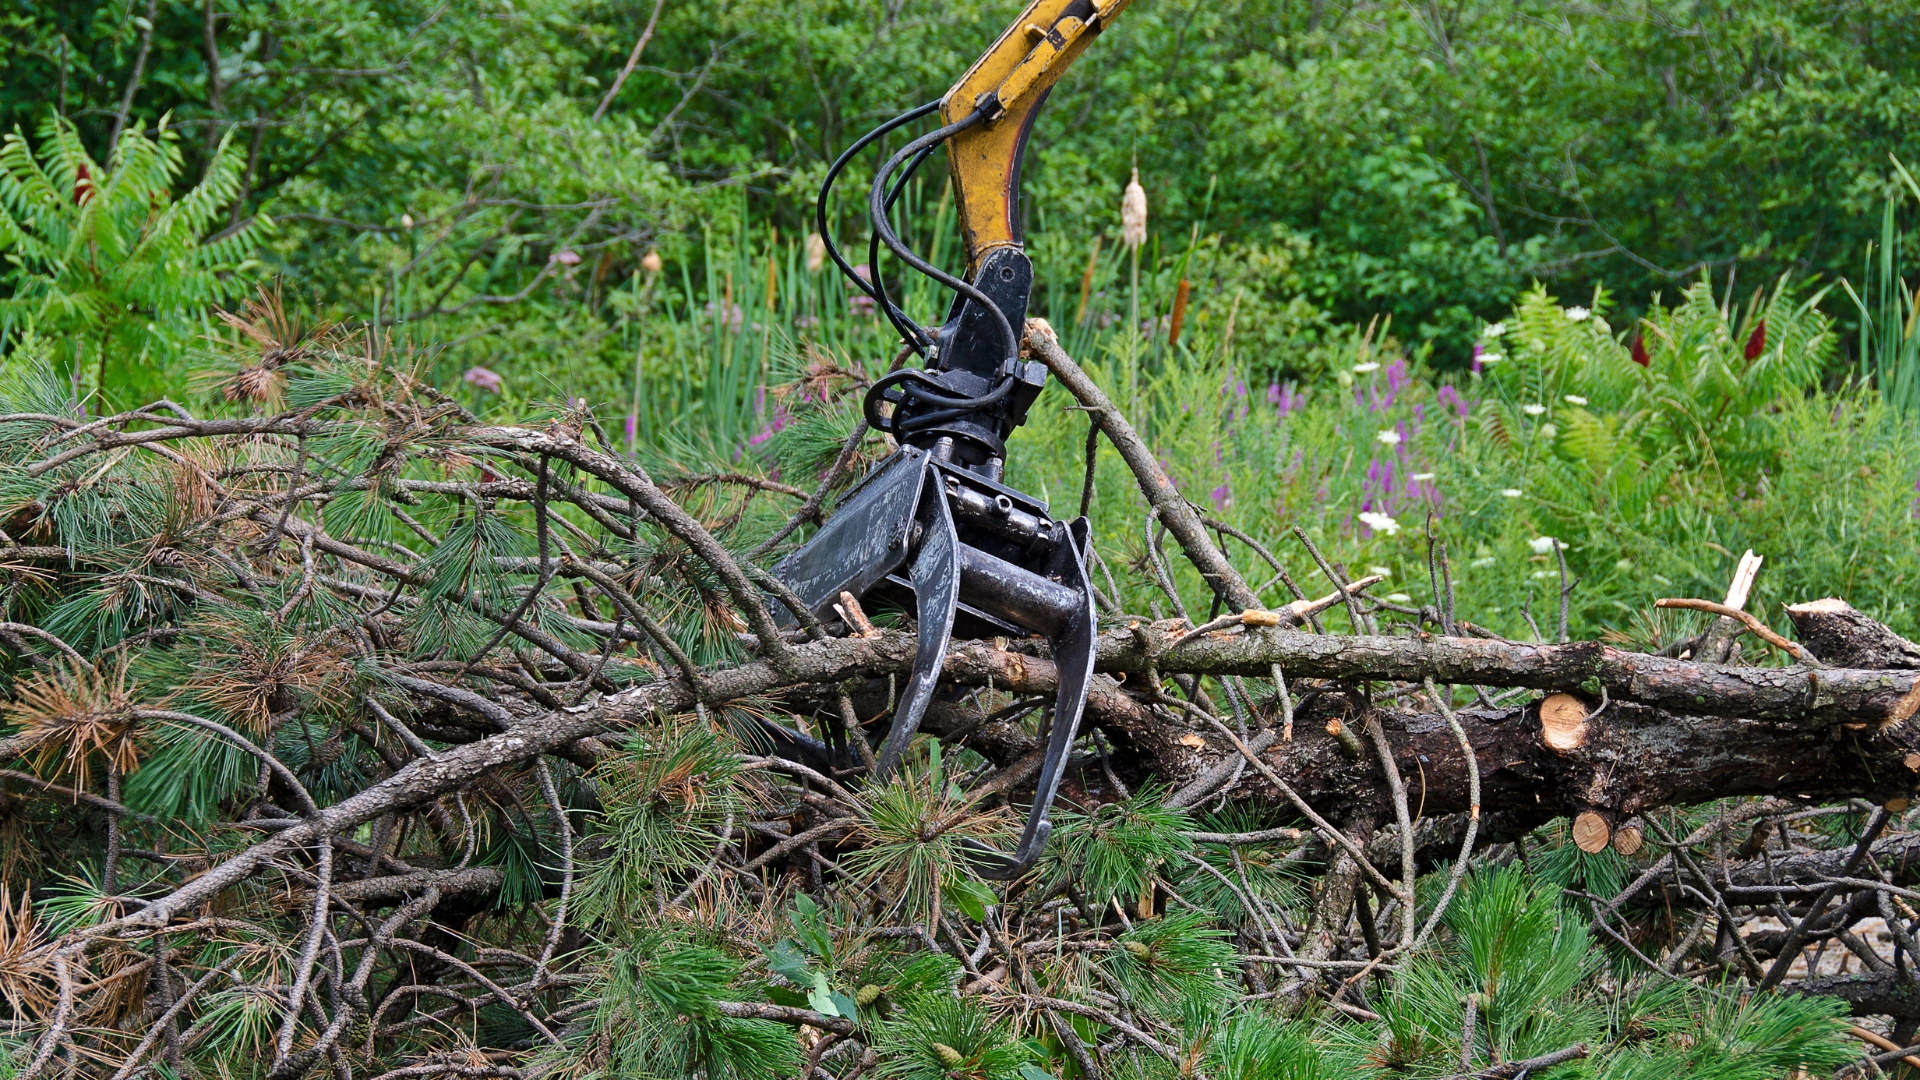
1843,158 -> 1920,413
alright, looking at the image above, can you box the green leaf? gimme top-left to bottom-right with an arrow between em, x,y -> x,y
767,939 -> 812,986
944,877 -> 998,922
807,972 -> 840,1017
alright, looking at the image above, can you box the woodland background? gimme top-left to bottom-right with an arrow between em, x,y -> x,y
2,1 -> 1920,1079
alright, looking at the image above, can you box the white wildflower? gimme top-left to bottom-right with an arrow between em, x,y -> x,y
1565,305 -> 1591,321
1563,394 -> 1588,405
1368,566 -> 1392,577
1500,488 -> 1524,498
1483,322 -> 1507,338
1531,570 -> 1561,580
1522,403 -> 1547,416
1412,472 -> 1436,481
1470,556 -> 1497,568
1353,361 -> 1381,373
1386,593 -> 1412,603
1357,511 -> 1400,535
1529,536 -> 1561,555
1375,429 -> 1402,446
1479,351 -> 1504,364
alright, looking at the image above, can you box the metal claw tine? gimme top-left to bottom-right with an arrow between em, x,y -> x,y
874,480 -> 961,779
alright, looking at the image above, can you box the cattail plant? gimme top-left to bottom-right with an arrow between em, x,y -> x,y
1168,276 -> 1191,348
1075,234 -> 1102,326
1121,167 -> 1147,399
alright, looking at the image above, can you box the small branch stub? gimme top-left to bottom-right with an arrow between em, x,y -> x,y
1571,810 -> 1611,854
1539,693 -> 1588,753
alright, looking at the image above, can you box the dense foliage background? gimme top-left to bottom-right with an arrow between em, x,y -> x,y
5,2 -> 1920,1079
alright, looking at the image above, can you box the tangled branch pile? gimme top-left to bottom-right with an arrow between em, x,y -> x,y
0,313 -> 1913,1079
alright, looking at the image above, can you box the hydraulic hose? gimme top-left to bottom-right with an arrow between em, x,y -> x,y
815,100 -> 941,352
866,107 -> 1022,371
868,141 -> 941,354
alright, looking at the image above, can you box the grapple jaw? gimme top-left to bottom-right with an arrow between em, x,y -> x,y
769,441 -> 1096,879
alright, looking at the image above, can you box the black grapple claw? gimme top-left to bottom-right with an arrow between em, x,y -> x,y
769,441 -> 1096,878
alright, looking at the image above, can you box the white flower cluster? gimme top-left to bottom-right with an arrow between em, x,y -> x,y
1358,511 -> 1400,535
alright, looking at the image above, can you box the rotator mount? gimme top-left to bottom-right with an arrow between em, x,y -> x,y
865,247 -> 1051,474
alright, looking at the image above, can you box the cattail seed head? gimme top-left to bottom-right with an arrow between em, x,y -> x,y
1121,168 -> 1147,250
805,232 -> 826,274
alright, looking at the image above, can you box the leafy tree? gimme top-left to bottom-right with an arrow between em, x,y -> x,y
0,114 -> 264,405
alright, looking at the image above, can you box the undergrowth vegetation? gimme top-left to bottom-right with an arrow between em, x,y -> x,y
4,4 -> 1920,1078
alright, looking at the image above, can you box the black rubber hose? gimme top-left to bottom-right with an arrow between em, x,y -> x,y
868,141 -> 941,353
815,100 -> 940,341
862,369 -> 1016,434
867,108 -> 1021,369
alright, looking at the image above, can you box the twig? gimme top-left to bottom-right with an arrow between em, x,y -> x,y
1654,597 -> 1821,666
1026,321 -> 1258,609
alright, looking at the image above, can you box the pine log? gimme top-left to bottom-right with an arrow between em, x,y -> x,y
1785,598 -> 1920,670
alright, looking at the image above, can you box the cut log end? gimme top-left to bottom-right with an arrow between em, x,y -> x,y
1611,825 -> 1644,857
1784,597 -> 1920,672
1572,810 -> 1611,854
1539,693 -> 1589,753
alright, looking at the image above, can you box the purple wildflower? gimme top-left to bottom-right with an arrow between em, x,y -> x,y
550,250 -> 582,266
1437,385 -> 1469,420
463,366 -> 503,393
1385,357 -> 1409,395
625,413 -> 638,443
706,300 -> 746,332
747,405 -> 791,448
1210,481 -> 1231,510
1472,341 -> 1484,374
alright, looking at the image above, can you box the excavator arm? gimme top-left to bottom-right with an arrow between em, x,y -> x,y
768,0 -> 1131,879
943,0 -> 1133,269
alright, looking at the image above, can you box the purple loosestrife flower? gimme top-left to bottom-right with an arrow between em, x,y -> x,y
463,366 -> 503,393
747,405 -> 791,448
1210,481 -> 1231,510
1385,357 -> 1408,395
1472,342 -> 1484,374
1437,385 -> 1469,420
625,413 -> 638,443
